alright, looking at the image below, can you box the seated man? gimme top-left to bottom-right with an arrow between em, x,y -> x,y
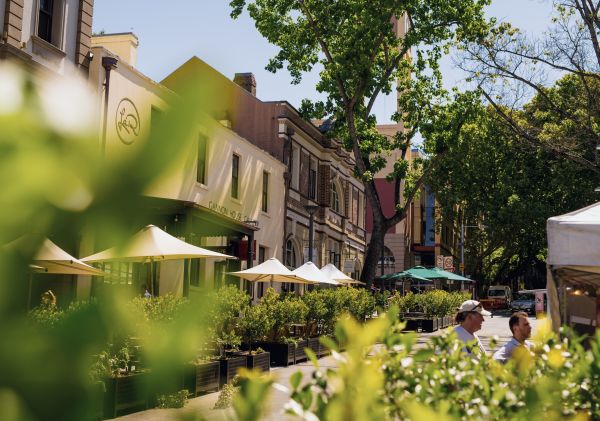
493,311 -> 533,364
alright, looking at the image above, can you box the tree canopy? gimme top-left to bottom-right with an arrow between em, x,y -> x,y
229,0 -> 492,282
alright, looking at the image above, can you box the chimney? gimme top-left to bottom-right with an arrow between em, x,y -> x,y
234,73 -> 256,96
91,32 -> 139,67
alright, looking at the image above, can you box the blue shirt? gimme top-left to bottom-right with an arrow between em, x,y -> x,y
493,337 -> 532,363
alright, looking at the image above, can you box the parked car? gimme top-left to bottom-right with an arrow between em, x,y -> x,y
510,293 -> 535,314
479,285 -> 512,311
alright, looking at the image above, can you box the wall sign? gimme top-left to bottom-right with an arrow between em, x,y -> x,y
115,98 -> 140,145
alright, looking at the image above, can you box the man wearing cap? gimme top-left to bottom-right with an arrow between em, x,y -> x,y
492,311 -> 533,364
453,300 -> 491,355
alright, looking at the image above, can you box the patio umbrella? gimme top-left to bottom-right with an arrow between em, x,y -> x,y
293,262 -> 339,286
81,224 -> 234,294
228,257 -> 312,283
429,267 -> 473,282
6,235 -> 106,308
320,263 -> 363,285
81,225 -> 233,262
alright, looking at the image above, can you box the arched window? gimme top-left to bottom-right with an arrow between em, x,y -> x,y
285,239 -> 297,269
331,182 -> 340,213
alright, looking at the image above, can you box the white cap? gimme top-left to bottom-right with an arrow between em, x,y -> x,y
458,300 -> 491,316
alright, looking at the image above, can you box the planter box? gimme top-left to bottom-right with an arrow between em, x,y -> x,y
103,372 -> 149,419
317,336 -> 333,357
295,339 -> 308,363
219,356 -> 247,387
184,361 -> 220,396
254,341 -> 295,367
421,318 -> 438,332
245,351 -> 270,372
402,318 -> 421,331
306,337 -> 320,357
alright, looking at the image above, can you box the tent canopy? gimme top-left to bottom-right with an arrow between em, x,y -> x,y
81,225 -> 233,263
404,266 -> 446,280
547,202 -> 600,267
228,257 -> 311,284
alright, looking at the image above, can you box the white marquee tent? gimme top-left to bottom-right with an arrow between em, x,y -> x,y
547,202 -> 600,333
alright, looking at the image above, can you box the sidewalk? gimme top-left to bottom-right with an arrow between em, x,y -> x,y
111,315 -> 527,420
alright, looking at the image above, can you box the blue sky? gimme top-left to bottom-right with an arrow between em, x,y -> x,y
93,0 -> 555,124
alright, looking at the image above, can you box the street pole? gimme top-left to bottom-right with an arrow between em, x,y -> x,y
304,205 -> 319,263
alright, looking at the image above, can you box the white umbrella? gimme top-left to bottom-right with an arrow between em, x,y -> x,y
293,262 -> 340,286
81,224 -> 233,262
228,257 -> 313,284
6,235 -> 106,276
6,235 -> 106,308
320,263 -> 364,285
81,225 -> 234,295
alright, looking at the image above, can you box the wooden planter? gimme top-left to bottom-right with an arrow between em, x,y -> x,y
245,351 -> 270,372
219,356 -> 247,387
421,318 -> 439,332
306,337 -> 320,357
184,361 -> 220,396
294,339 -> 308,363
103,372 -> 149,419
254,341 -> 295,367
317,336 -> 332,357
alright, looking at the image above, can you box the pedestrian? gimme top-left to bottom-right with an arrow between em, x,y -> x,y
492,311 -> 533,364
453,300 -> 491,356
141,284 -> 152,298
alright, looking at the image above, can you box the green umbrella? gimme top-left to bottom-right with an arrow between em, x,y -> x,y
429,267 -> 473,282
403,266 -> 446,280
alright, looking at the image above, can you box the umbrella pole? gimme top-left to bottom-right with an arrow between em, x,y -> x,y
150,258 -> 155,296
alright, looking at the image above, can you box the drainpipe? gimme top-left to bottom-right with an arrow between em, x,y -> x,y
101,56 -> 118,155
282,124 -> 295,264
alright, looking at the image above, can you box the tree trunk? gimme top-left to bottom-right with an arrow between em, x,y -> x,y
360,223 -> 385,287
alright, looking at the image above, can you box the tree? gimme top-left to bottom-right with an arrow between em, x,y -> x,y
460,0 -> 600,173
229,0 -> 491,284
427,99 -> 600,290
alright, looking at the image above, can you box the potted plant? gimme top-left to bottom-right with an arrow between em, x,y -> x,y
237,304 -> 272,372
302,290 -> 327,356
90,342 -> 150,419
252,288 -> 308,366
183,356 -> 220,396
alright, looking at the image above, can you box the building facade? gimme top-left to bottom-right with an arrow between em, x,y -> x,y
162,58 -> 368,286
1,0 -> 93,76
80,34 -> 285,300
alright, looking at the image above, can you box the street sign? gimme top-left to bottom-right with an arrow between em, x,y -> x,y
436,255 -> 444,268
443,256 -> 453,270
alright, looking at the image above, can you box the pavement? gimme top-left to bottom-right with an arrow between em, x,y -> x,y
111,312 -> 539,421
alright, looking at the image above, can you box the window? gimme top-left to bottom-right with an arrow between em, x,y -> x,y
197,134 -> 207,184
231,154 -> 240,199
285,239 -> 296,268
352,186 -> 359,224
102,262 -> 133,285
308,159 -> 317,200
37,0 -> 64,48
331,183 -> 340,213
291,146 -> 300,190
261,171 -> 269,212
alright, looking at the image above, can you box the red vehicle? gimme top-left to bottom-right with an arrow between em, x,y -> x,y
479,286 -> 512,311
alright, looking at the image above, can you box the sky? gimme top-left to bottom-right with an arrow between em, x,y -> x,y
92,0 -> 556,124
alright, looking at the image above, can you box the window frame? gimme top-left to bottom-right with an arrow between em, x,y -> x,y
197,134 -> 207,185
331,182 -> 340,213
308,158 -> 317,200
35,0 -> 65,49
231,153 -> 240,199
261,171 -> 269,213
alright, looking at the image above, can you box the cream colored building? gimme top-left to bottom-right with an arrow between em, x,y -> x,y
81,33 -> 285,299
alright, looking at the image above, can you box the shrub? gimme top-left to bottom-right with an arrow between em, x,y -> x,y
155,389 -> 189,409
258,288 -> 308,341
130,294 -> 189,323
205,285 -> 250,355
301,290 -> 327,336
237,303 -> 273,351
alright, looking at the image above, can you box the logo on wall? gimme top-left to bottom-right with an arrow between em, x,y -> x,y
115,98 -> 140,145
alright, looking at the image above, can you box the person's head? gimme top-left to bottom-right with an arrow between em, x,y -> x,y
41,290 -> 56,306
455,300 -> 491,334
509,311 -> 531,342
